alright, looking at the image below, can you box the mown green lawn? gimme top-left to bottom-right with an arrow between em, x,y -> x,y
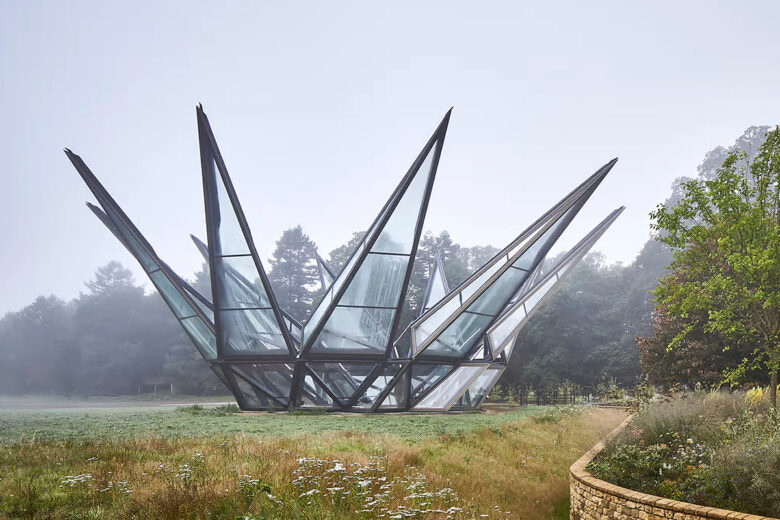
0,406 -> 547,443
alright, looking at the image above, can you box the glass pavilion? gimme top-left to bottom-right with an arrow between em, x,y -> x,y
66,106 -> 623,412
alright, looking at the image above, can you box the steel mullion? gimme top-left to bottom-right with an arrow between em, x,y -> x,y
197,106 -> 296,356
301,111 -> 452,355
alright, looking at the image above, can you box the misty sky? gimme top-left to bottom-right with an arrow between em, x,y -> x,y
1,1 -> 779,315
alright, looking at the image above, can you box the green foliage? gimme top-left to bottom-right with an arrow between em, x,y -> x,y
590,392 -> 780,517
646,126 -> 780,398
0,406 -> 548,443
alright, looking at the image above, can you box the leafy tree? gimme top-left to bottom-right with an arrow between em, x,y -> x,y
648,126 -> 780,406
268,226 -> 319,322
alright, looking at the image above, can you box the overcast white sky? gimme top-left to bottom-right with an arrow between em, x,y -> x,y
1,1 -> 779,314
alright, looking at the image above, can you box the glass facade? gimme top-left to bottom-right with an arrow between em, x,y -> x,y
67,107 -> 622,412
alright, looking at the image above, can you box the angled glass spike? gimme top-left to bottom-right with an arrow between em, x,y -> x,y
190,234 -> 302,347
418,251 -> 450,317
412,364 -> 487,411
65,150 -> 218,361
487,206 -> 625,358
196,106 -> 294,357
302,110 -> 451,356
410,159 -> 617,359
315,252 -> 335,291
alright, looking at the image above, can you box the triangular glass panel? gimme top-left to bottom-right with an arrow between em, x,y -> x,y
69,159 -> 217,361
419,252 -> 450,317
315,252 -> 335,290
410,363 -> 455,403
307,363 -> 376,404
353,363 -> 403,409
486,207 -> 624,358
451,367 -> 504,409
410,160 -> 615,358
413,365 -> 487,411
197,108 -> 292,356
303,113 -> 450,356
299,374 -> 336,408
228,370 -> 275,410
377,368 -> 411,410
231,363 -> 294,407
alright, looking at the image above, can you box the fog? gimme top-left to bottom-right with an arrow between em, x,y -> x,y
2,1 -> 780,314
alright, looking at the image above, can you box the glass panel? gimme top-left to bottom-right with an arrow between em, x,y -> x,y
215,255 -> 271,309
219,309 -> 288,354
420,312 -> 494,358
410,364 -> 454,402
454,367 -> 503,408
413,365 -> 486,410
378,368 -> 409,409
233,364 -> 293,405
371,146 -> 435,254
149,271 -> 196,319
459,259 -> 504,303
231,375 -> 272,409
300,375 -> 335,407
304,139 -> 437,348
353,364 -> 403,409
308,363 -> 375,403
488,304 -> 528,356
503,333 -> 519,359
413,295 -> 461,354
524,274 -> 559,313
512,205 -> 573,271
309,307 -> 395,354
466,267 -> 528,316
212,159 -> 250,256
424,262 -> 449,312
340,253 -> 408,307
180,316 -> 217,359
303,286 -> 332,340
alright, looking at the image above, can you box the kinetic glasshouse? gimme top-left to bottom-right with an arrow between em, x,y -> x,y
66,106 -> 622,412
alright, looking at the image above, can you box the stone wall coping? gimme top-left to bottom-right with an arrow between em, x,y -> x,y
570,413 -> 778,520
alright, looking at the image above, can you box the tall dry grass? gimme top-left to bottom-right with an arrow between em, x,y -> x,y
0,407 -> 625,519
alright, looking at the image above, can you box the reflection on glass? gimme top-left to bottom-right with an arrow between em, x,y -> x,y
309,307 -> 395,354
308,363 -> 375,402
354,364 -> 402,408
421,313 -> 493,358
413,365 -> 485,410
233,364 -> 293,406
215,255 -> 271,309
340,254 -> 408,308
410,364 -> 454,402
300,375 -> 335,407
232,375 -> 272,409
219,309 -> 288,354
453,367 -> 503,408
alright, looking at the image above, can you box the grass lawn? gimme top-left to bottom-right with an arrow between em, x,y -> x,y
0,405 -> 626,519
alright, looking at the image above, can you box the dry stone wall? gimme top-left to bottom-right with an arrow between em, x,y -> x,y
569,415 -> 777,520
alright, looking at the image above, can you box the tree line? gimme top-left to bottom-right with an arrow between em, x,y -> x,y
0,125 -> 773,398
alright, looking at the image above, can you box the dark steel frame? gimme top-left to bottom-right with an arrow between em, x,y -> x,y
66,106 -> 623,413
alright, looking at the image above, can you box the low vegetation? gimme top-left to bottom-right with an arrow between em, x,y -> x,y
588,390 -> 780,517
0,406 -> 625,519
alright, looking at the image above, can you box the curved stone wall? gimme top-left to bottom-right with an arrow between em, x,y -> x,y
569,415 -> 778,520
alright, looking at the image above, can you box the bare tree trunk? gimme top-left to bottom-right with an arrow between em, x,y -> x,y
771,370 -> 778,408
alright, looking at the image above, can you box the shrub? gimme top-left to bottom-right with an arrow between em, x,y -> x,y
589,391 -> 780,517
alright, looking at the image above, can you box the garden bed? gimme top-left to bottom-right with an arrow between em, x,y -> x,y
587,391 -> 780,518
